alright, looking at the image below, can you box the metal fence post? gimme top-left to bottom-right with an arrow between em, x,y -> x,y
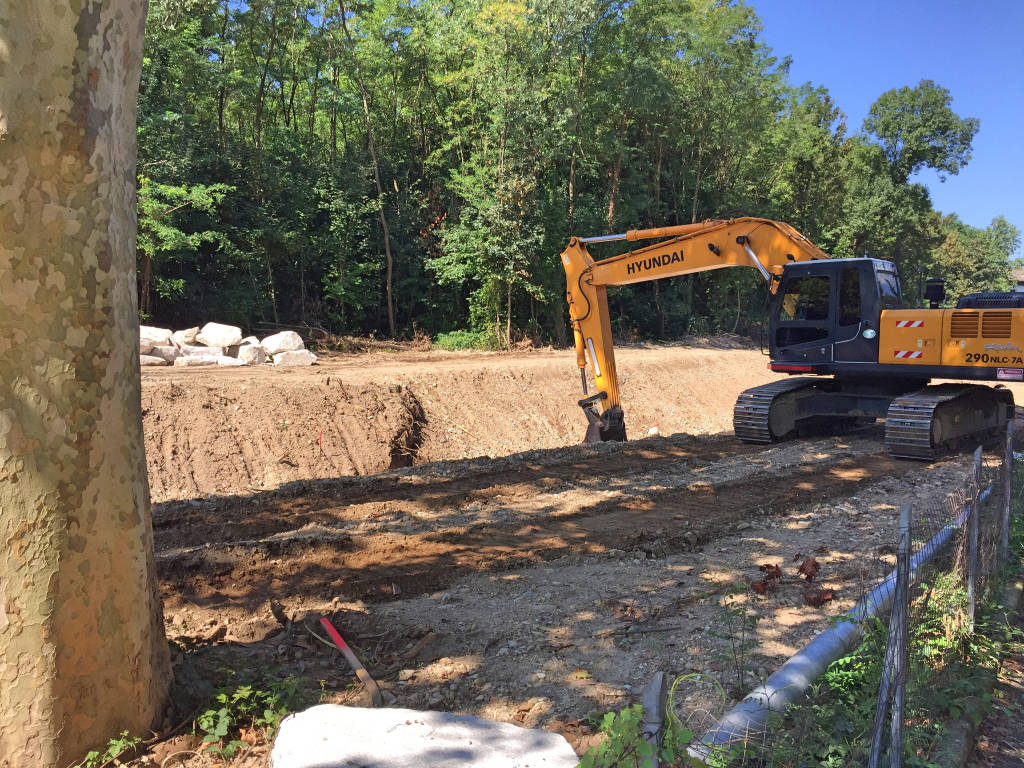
1001,420 -> 1014,565
968,446 -> 982,633
889,503 -> 911,768
868,503 -> 912,768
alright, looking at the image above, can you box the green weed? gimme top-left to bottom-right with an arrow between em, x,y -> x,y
194,672 -> 310,759
433,329 -> 498,350
72,730 -> 141,768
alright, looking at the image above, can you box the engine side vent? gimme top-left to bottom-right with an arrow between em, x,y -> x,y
982,311 -> 1012,338
950,311 -> 979,338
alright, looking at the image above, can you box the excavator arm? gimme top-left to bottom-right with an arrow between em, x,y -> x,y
562,217 -> 830,441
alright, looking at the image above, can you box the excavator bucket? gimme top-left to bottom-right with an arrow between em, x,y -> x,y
582,403 -> 627,443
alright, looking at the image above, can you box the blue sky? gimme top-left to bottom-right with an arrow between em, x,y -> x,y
751,0 -> 1024,250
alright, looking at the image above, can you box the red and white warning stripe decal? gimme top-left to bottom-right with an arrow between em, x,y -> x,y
893,350 -> 923,359
895,320 -> 924,328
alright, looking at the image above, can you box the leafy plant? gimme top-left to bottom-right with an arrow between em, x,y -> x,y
577,702 -> 699,768
194,673 -> 308,759
433,329 -> 499,351
712,592 -> 762,697
72,731 -> 141,768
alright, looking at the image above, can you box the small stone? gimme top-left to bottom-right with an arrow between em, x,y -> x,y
217,355 -> 248,367
736,521 -> 753,531
140,354 -> 168,366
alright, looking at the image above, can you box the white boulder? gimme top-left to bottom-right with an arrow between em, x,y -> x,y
270,705 -> 579,768
217,355 -> 248,367
140,340 -> 155,355
173,354 -> 219,367
261,330 -> 305,355
237,344 -> 267,365
148,345 -> 179,363
140,325 -> 172,348
273,350 -> 317,366
240,335 -> 260,346
178,344 -> 224,357
139,355 -> 168,367
197,322 -> 243,348
171,327 -> 200,348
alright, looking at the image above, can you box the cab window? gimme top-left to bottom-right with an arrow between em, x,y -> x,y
778,275 -> 831,322
877,270 -> 902,308
839,267 -> 862,327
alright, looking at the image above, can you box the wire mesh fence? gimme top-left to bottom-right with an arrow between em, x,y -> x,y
666,423 -> 1019,767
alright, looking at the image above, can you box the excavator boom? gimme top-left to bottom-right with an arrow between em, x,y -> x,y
562,217 -> 829,440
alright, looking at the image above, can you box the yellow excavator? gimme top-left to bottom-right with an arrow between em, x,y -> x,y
562,217 -> 1017,459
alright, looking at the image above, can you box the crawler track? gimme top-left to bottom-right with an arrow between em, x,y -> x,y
733,377 -> 818,442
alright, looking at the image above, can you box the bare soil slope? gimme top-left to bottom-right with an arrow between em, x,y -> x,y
142,340 -> 781,502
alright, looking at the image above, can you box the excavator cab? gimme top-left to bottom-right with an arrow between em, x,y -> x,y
770,258 -> 902,372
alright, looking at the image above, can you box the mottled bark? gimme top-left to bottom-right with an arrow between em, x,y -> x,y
0,2 -> 170,766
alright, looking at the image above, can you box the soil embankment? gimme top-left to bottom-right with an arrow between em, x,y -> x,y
142,340 -> 780,502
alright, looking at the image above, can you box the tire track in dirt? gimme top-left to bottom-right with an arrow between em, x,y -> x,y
157,435 -> 923,613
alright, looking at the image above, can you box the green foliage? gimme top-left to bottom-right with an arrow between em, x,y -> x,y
577,700 -> 698,768
433,329 -> 499,350
138,0 -> 1015,339
775,566 -> 1014,766
72,731 -> 142,768
863,80 -> 979,183
194,672 -> 309,759
931,214 -> 1022,300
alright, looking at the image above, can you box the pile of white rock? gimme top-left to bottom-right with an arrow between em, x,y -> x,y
139,323 -> 318,368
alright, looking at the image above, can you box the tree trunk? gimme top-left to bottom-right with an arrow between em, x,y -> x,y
0,2 -> 170,765
506,281 -> 512,350
606,147 -> 622,233
252,0 -> 280,149
339,0 -> 396,337
217,0 -> 229,138
567,41 -> 586,234
140,251 -> 153,318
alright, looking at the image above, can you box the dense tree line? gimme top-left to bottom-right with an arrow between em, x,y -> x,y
138,0 -> 1020,346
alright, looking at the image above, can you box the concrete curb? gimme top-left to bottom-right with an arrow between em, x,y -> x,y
929,573 -> 1024,768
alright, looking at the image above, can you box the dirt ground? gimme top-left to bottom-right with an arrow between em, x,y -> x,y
138,340 -> 1017,766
